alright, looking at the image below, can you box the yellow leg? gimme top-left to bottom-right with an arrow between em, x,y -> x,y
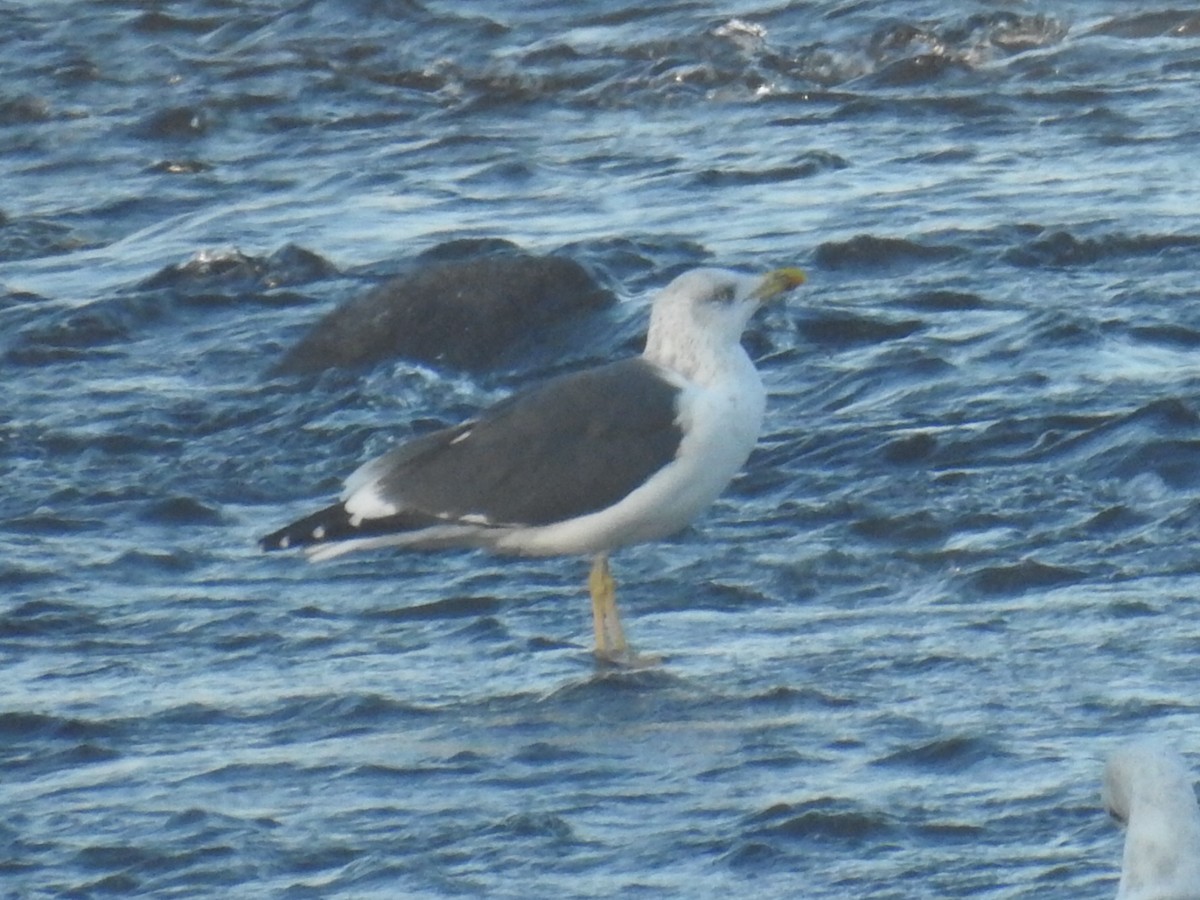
587,555 -> 660,667
589,554 -> 628,659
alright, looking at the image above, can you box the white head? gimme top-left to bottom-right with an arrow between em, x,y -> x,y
643,267 -> 804,381
1103,739 -> 1200,900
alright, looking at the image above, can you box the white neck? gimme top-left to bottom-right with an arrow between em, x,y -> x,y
1120,783 -> 1200,898
643,302 -> 751,386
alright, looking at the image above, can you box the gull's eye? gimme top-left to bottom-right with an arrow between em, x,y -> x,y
711,285 -> 737,304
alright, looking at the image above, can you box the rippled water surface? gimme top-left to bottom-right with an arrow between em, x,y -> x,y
4,1 -> 1200,896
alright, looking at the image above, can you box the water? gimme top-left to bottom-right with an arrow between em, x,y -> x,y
3,1 -> 1200,896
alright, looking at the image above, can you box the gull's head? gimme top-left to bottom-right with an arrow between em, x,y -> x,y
644,266 -> 805,375
1103,740 -> 1196,826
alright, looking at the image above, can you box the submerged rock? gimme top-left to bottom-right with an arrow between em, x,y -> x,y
270,253 -> 614,375
139,243 -> 337,292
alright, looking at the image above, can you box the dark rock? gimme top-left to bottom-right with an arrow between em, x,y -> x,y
138,243 -> 337,292
814,234 -> 963,270
270,253 -> 614,375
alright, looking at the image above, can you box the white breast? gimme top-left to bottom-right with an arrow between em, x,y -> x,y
497,355 -> 765,557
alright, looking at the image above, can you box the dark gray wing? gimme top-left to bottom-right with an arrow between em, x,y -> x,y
260,357 -> 685,552
371,356 -> 684,527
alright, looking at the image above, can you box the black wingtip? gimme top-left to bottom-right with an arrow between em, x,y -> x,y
259,502 -> 348,552
260,501 -> 451,554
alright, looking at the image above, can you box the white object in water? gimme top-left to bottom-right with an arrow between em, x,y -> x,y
1103,739 -> 1200,900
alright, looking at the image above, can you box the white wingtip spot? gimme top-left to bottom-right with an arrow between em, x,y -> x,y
279,536 -> 290,549
312,525 -> 326,540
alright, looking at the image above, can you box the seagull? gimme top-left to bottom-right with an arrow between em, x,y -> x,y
260,266 -> 806,663
1103,738 -> 1200,900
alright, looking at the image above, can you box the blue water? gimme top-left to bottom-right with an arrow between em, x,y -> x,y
4,1 -> 1200,896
